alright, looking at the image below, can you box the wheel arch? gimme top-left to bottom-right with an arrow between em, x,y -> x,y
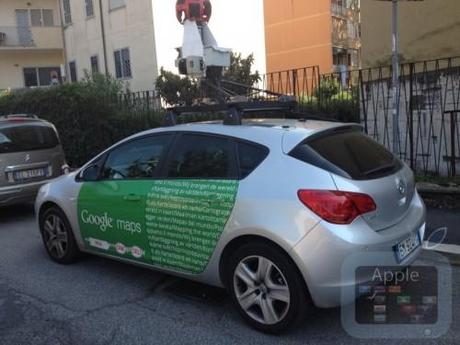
218,235 -> 310,294
38,201 -> 63,222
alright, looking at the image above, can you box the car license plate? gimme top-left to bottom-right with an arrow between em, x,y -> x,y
393,232 -> 421,263
13,168 -> 47,181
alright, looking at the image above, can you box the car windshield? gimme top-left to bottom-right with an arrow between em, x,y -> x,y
0,124 -> 59,154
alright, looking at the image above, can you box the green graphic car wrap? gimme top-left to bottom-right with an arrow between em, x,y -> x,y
77,179 -> 239,274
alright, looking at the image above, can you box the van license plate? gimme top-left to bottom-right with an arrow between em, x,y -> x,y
13,168 -> 47,181
393,232 -> 421,263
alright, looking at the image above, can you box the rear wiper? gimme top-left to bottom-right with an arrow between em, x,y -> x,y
364,162 -> 396,177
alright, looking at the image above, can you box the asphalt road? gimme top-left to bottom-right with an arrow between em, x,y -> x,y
0,204 -> 459,345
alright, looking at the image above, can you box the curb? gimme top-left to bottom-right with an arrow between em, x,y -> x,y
423,242 -> 460,266
416,182 -> 460,195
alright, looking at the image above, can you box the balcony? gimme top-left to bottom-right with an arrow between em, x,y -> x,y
0,26 -> 63,50
331,4 -> 360,22
333,36 -> 361,50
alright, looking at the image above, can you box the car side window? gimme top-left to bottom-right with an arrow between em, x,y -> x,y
101,135 -> 172,180
166,134 -> 235,179
237,142 -> 269,179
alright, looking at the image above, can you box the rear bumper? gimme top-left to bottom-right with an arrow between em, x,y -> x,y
291,191 -> 426,308
0,180 -> 53,206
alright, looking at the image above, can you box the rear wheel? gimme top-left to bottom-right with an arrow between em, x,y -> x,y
40,206 -> 80,264
226,242 -> 312,333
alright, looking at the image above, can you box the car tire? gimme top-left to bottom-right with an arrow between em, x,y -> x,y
226,241 -> 312,334
39,206 -> 80,265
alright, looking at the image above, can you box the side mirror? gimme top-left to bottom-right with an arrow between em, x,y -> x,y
78,164 -> 100,182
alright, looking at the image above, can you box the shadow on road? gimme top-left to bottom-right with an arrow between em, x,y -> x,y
0,203 -> 35,224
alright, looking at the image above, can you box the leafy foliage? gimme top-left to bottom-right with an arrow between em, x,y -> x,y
155,68 -> 200,106
299,78 -> 360,123
0,75 -> 218,167
155,52 -> 260,105
223,53 -> 261,95
0,74 -> 225,167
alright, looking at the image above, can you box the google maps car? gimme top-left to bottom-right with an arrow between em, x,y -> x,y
35,118 -> 426,333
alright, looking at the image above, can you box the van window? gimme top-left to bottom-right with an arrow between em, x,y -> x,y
0,125 -> 59,154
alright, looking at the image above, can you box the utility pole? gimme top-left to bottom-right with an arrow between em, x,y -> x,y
374,0 -> 424,155
391,0 -> 399,155
99,0 -> 109,76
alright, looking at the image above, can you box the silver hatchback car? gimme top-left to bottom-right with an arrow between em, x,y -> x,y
35,119 -> 425,333
0,114 -> 67,206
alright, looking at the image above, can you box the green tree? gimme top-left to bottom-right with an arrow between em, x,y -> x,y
155,68 -> 200,106
155,52 -> 260,105
223,52 -> 260,93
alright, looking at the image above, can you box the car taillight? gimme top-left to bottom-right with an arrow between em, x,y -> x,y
297,190 -> 376,225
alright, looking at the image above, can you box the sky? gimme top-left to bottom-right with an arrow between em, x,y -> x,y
151,0 -> 266,75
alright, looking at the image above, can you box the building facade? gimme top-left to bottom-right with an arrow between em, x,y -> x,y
61,0 -> 159,91
263,0 -> 361,74
0,0 -> 64,90
1,0 -> 159,92
361,0 -> 460,67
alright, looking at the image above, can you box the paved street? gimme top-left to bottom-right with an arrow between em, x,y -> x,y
0,204 -> 459,345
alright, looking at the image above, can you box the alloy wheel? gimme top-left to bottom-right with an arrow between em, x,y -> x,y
233,255 -> 290,325
43,214 -> 69,259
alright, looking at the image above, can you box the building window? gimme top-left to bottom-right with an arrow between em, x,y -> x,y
114,48 -> 132,79
30,9 -> 54,26
109,0 -> 126,11
23,67 -> 61,87
90,55 -> 99,74
69,61 -> 77,82
42,10 -> 54,26
30,9 -> 42,26
85,0 -> 94,17
62,0 -> 72,25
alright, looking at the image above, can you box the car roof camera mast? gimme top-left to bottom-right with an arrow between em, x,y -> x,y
165,1 -> 331,126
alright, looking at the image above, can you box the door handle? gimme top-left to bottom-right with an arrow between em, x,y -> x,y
123,194 -> 141,202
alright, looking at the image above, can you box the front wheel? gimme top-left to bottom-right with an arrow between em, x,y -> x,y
39,206 -> 80,265
226,242 -> 312,334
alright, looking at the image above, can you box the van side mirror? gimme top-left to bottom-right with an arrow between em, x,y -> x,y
78,164 -> 100,182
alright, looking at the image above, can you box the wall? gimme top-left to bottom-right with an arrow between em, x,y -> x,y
264,0 -> 333,73
0,0 -> 64,89
361,0 -> 460,67
63,0 -> 158,91
0,0 -> 61,26
0,51 -> 63,89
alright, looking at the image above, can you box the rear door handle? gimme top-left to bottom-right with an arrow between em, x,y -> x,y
123,194 -> 141,202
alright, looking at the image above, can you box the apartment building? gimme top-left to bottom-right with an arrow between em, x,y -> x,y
361,0 -> 460,67
61,0 -> 159,91
0,0 -> 64,90
263,0 -> 361,74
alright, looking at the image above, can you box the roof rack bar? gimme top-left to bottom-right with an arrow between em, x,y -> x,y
0,114 -> 38,119
221,79 -> 284,98
168,100 -> 297,115
164,99 -> 340,126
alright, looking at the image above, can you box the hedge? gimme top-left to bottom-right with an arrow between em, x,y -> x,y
0,75 -> 359,167
0,75 -> 217,167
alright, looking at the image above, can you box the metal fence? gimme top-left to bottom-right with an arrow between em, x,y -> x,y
259,57 -> 460,177
356,57 -> 460,177
110,56 -> 460,177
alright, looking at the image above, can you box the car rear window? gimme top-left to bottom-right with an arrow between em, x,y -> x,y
290,128 -> 401,180
0,125 -> 59,154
